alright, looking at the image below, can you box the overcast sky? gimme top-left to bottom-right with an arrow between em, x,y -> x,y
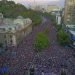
9,0 -> 65,7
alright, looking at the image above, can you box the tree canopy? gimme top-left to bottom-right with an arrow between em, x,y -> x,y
34,32 -> 49,52
57,29 -> 71,46
0,0 -> 42,25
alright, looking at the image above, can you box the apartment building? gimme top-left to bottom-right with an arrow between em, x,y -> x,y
64,0 -> 75,46
64,0 -> 75,25
0,13 -> 32,47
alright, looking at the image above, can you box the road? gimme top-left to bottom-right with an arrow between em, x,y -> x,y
1,16 -> 75,75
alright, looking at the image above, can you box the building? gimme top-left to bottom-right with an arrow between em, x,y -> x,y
51,9 -> 62,25
64,0 -> 75,25
64,0 -> 75,46
46,5 -> 61,13
30,4 -> 61,13
66,25 -> 75,46
56,12 -> 62,25
30,4 -> 47,12
0,14 -> 32,47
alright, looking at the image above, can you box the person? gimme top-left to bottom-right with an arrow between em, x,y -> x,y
0,65 -> 8,75
30,67 -> 34,75
61,69 -> 66,75
41,70 -> 44,75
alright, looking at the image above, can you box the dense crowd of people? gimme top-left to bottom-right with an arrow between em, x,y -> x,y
0,17 -> 75,75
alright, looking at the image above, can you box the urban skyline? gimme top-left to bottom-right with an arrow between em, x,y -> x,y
8,0 -> 65,7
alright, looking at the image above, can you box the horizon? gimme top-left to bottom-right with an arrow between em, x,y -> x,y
8,0 -> 65,7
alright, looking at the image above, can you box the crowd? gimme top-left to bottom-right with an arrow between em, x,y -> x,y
0,17 -> 75,75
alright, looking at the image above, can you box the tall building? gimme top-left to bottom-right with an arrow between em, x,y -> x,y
64,0 -> 75,25
64,0 -> 75,46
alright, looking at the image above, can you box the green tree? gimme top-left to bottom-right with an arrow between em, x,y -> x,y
56,25 -> 62,31
0,0 -> 42,25
57,29 -> 71,46
34,32 -> 49,52
44,27 -> 49,34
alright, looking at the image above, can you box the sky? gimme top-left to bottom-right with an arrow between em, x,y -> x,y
9,0 -> 65,7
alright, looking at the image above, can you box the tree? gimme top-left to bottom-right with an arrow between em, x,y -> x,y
57,29 -> 71,46
56,25 -> 62,31
34,32 -> 49,52
0,0 -> 42,24
44,27 -> 49,34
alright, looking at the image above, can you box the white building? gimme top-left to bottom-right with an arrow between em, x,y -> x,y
46,5 -> 61,13
51,9 -> 62,25
0,14 -> 32,47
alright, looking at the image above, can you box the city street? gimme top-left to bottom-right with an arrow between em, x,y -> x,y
0,16 -> 75,75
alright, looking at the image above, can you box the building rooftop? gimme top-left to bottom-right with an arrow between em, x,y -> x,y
0,15 -> 32,27
0,14 -> 32,33
3,18 -> 13,25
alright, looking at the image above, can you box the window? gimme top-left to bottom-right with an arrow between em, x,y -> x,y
4,35 -> 6,38
10,35 -> 12,38
10,39 -> 12,44
9,28 -> 12,31
1,28 -> 5,31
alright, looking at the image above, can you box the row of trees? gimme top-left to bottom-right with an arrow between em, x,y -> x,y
34,32 -> 49,52
57,29 -> 71,46
0,0 -> 42,26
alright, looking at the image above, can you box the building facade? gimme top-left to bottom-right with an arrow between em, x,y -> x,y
46,5 -> 61,13
0,14 -> 32,47
64,0 -> 75,25
51,9 -> 62,25
30,4 -> 61,13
